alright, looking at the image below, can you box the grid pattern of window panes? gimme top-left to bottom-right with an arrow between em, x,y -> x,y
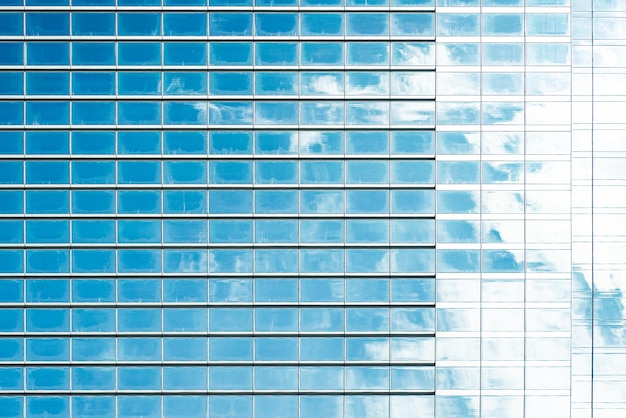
0,0 -> 576,417
0,1 -> 437,417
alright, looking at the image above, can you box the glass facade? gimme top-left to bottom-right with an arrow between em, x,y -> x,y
0,0 -> 620,417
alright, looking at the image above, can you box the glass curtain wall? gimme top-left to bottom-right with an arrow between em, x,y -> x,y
0,0 -> 613,417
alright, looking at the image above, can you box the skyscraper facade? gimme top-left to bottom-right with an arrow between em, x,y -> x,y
0,0 -> 622,417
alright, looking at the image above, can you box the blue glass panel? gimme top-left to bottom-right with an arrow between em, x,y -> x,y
27,42 -> 69,65
301,43 -> 344,66
0,220 -> 22,242
26,13 -> 69,36
164,308 -> 207,332
164,131 -> 206,154
72,12 -> 115,36
72,368 -> 115,390
301,279 -> 344,302
255,102 -> 298,125
26,102 -> 70,125
26,220 -> 69,243
0,102 -> 23,125
0,72 -> 23,95
255,13 -> 297,36
118,161 -> 161,184
210,72 -> 253,95
255,396 -> 298,418
255,72 -> 297,96
117,397 -> 160,418
210,252 -> 251,273
210,131 -> 252,154
118,102 -> 162,125
163,370 -> 207,390
210,338 -> 252,360
26,250 -> 70,273
26,309 -> 69,332
118,338 -> 161,360
72,309 -> 115,332
392,279 -> 435,302
26,397 -> 69,418
0,13 -> 23,36
255,160 -> 298,183
256,337 -> 297,360
164,190 -> 207,214
164,42 -> 207,65
346,131 -> 388,154
26,190 -> 69,214
210,161 -> 252,184
72,250 -> 115,273
0,193 -> 22,221
118,42 -> 161,65
26,131 -> 68,154
301,13 -> 343,36
209,396 -> 252,418
0,310 -> 23,331
73,0 -> 115,4
0,338 -> 23,361
210,367 -> 252,390
164,250 -> 208,273
26,161 -> 68,184
72,102 -> 116,125
209,13 -> 252,35
118,309 -> 161,332
0,161 -> 22,184
71,220 -> 115,243
118,0 -> 160,4
71,190 -> 115,214
164,13 -> 207,36
119,280 -> 161,303
72,280 -> 114,302
166,0 -> 206,3
164,279 -> 208,302
72,161 -> 115,184
210,42 -> 252,65
118,250 -> 162,273
209,102 -> 252,125
210,279 -> 252,302
164,338 -> 207,361
26,72 -> 69,95
118,131 -> 160,154
118,220 -> 161,243
164,72 -> 208,95
0,132 -> 23,154
164,102 -> 208,124
118,13 -> 161,36
72,42 -> 115,65
119,72 -> 161,95
73,397 -> 115,418
72,338 -> 115,361
0,280 -> 23,302
0,43 -> 23,65
0,250 -> 23,273
255,190 -> 298,213
256,42 -> 298,66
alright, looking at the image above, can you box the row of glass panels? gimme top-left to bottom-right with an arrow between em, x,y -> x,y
0,101 -> 569,126
0,248 -> 561,273
0,308 -> 435,333
0,160 -> 540,185
0,278 -> 569,304
1,218 -> 437,243
0,0 -> 570,6
0,219 -> 523,244
0,306 -> 567,332
0,131 -> 562,156
0,41 -> 570,66
0,395 -> 443,418
0,277 -> 436,303
1,12 -> 568,37
0,71 -> 568,97
0,189 -> 565,214
0,365 -> 438,391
